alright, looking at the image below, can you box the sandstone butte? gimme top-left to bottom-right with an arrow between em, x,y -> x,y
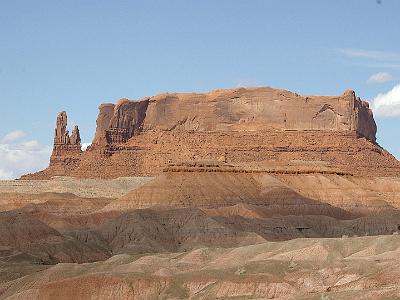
22,86 -> 400,179
3,86 -> 400,299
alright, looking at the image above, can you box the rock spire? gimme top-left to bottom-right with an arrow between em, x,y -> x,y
54,111 -> 70,145
52,111 -> 81,156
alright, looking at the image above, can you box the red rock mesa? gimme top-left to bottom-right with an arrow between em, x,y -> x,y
22,86 -> 400,179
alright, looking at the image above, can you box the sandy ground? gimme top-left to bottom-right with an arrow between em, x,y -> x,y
0,176 -> 154,198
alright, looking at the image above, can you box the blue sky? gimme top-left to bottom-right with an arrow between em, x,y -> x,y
0,0 -> 400,178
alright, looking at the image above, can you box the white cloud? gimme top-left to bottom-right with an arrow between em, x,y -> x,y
367,72 -> 394,84
372,84 -> 400,117
336,48 -> 400,69
338,48 -> 400,61
81,142 -> 91,151
0,169 -> 13,180
0,132 -> 52,180
1,130 -> 27,143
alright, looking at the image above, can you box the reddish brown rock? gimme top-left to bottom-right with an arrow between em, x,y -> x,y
106,98 -> 149,144
92,103 -> 115,147
8,88 -> 400,300
22,86 -> 399,179
45,111 -> 82,175
52,111 -> 81,151
54,111 -> 69,145
91,87 -> 377,146
139,88 -> 376,140
70,125 -> 81,146
344,89 -> 377,142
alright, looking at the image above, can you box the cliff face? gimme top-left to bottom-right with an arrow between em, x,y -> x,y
92,103 -> 115,147
140,88 -> 377,141
106,99 -> 149,144
89,87 -> 377,145
352,94 -> 377,142
22,87 -> 396,180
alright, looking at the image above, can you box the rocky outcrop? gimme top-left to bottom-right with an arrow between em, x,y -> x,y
70,125 -> 81,146
91,99 -> 149,148
138,88 -> 377,140
54,111 -> 69,145
22,87 -> 399,179
354,98 -> 377,142
7,87 -> 400,300
90,87 -> 377,146
92,103 -> 115,147
344,90 -> 377,142
43,111 -> 83,176
52,111 -> 81,156
105,98 -> 149,144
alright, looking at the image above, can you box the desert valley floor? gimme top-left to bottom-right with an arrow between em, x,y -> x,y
0,171 -> 400,299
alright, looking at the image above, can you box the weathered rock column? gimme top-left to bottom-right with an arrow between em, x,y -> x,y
54,111 -> 70,145
52,111 -> 82,156
70,125 -> 81,146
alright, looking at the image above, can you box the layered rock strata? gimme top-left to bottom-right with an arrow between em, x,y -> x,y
89,87 -> 377,144
22,87 -> 399,179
